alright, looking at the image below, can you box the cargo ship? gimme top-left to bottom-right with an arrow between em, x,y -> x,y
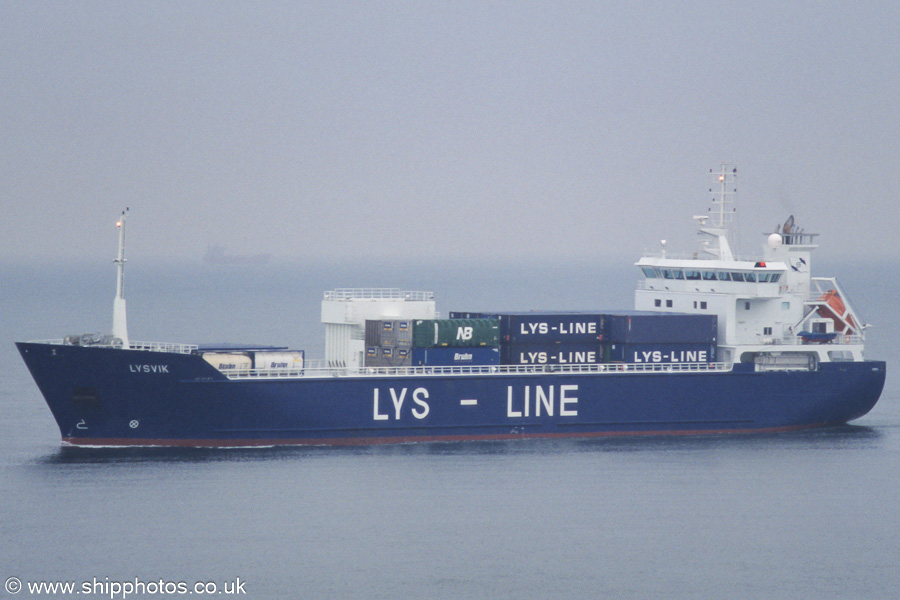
16,166 -> 886,446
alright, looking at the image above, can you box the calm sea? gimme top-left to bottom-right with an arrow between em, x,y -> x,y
2,258 -> 898,599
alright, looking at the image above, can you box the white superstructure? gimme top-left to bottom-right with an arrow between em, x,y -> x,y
635,164 -> 867,369
321,288 -> 436,368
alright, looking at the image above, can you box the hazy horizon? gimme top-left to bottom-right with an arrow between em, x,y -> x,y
3,2 -> 899,264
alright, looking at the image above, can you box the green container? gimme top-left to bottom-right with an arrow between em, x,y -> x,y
412,319 -> 500,348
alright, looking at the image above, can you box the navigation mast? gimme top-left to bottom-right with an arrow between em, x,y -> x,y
697,163 -> 738,260
112,208 -> 130,349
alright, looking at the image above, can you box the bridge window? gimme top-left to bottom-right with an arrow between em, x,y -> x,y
646,267 -> 784,285
662,269 -> 685,280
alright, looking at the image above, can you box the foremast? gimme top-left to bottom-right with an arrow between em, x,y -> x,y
112,209 -> 130,349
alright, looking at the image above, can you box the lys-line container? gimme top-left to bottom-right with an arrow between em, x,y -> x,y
450,311 -> 607,345
607,342 -> 716,364
501,343 -> 604,365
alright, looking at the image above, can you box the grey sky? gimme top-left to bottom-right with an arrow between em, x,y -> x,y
2,1 -> 898,264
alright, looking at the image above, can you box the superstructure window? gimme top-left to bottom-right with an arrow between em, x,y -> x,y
763,327 -> 773,335
662,269 -> 685,280
666,300 -> 673,308
700,301 -> 707,309
655,299 -> 661,307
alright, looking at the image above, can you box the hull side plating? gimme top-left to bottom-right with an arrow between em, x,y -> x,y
17,342 -> 886,447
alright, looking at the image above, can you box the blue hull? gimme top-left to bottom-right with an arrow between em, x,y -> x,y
16,342 -> 886,446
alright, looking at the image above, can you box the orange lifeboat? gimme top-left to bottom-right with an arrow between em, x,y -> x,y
818,290 -> 857,333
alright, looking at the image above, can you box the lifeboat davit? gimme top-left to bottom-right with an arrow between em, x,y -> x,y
818,290 -> 857,333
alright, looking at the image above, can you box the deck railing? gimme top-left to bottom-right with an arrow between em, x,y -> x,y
766,334 -> 864,346
323,288 -> 434,301
223,361 -> 733,380
30,339 -> 198,354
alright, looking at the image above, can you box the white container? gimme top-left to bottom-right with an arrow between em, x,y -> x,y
202,353 -> 252,371
253,351 -> 305,371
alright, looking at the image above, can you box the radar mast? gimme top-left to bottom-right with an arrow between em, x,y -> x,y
698,163 -> 738,260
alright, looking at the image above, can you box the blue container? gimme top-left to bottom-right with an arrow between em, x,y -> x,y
411,347 -> 500,367
451,312 -> 607,344
606,313 -> 716,344
501,343 -> 604,365
607,343 -> 716,364
503,313 -> 606,344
